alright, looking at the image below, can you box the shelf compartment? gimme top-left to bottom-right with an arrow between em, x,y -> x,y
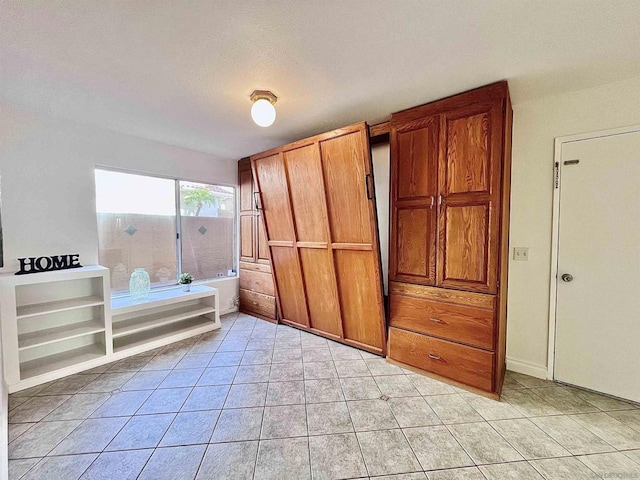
111,285 -> 215,315
18,320 -> 105,351
17,295 -> 104,319
113,316 -> 213,353
112,304 -> 215,339
20,344 -> 105,380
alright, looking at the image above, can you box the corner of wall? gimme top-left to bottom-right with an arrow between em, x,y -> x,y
506,356 -> 548,379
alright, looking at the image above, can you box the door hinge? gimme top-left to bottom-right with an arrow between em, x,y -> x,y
177,233 -> 180,240
554,162 -> 559,189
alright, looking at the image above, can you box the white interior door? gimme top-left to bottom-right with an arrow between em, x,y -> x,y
554,130 -> 640,402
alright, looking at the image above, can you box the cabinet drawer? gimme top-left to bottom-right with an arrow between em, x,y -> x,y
239,269 -> 274,296
388,327 -> 494,391
389,294 -> 495,350
239,261 -> 271,274
239,289 -> 276,319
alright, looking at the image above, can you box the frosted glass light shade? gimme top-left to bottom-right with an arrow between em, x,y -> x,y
251,98 -> 276,127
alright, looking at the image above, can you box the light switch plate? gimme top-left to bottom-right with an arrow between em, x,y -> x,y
513,247 -> 529,261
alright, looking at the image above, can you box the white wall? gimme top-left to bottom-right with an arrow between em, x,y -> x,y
507,74 -> 640,377
371,143 -> 390,295
0,104 -> 239,310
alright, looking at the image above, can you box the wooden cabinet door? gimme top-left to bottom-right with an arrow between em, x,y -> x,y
253,153 -> 309,328
437,100 -> 503,293
320,126 -> 386,351
256,213 -> 270,264
389,115 -> 439,285
239,167 -> 255,214
239,161 -> 256,262
252,123 -> 387,354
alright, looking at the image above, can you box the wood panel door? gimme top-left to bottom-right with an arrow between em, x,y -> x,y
437,101 -> 503,293
253,153 -> 309,328
320,128 -> 386,351
252,123 -> 386,353
390,115 -> 439,285
239,161 -> 256,262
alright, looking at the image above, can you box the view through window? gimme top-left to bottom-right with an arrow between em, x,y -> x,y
95,169 -> 236,294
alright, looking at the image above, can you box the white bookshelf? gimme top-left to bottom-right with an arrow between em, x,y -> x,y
0,268 -> 221,392
0,266 -> 111,390
111,285 -> 219,356
17,295 -> 104,319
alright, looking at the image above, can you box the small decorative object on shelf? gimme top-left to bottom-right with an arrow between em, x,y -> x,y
179,272 -> 194,292
129,268 -> 151,301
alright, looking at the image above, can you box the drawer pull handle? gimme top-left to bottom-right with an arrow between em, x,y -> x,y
428,354 -> 441,360
429,317 -> 445,324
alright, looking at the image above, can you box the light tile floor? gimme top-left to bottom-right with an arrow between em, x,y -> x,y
7,312 -> 640,480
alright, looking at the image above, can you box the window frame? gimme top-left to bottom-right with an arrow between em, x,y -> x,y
94,166 -> 238,297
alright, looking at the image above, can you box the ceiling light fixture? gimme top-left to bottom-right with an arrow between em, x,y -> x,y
250,90 -> 277,127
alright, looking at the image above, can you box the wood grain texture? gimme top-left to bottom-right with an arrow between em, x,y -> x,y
253,153 -> 295,241
334,250 -> 384,350
270,247 -> 309,326
299,248 -> 342,336
389,294 -> 495,350
388,81 -> 511,394
436,99 -> 503,294
397,126 -> 433,199
239,289 -> 276,319
496,93 -> 513,394
445,112 -> 490,194
442,204 -> 489,284
239,269 -> 275,296
389,281 -> 494,310
395,208 -> 429,277
330,243 -> 372,251
369,121 -> 390,138
284,144 -> 328,242
239,168 -> 254,213
240,216 -> 255,261
389,114 -> 439,286
250,122 -> 386,353
239,261 -> 271,274
388,327 -> 494,391
321,131 -> 371,244
257,214 -> 270,263
239,159 -> 276,320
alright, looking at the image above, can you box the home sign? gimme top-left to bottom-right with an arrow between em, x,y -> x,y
16,254 -> 83,275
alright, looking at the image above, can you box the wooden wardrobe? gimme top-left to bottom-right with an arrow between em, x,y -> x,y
250,122 -> 387,354
238,158 -> 277,322
387,82 -> 512,396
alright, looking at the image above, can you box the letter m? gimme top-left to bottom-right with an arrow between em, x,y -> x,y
51,255 -> 69,269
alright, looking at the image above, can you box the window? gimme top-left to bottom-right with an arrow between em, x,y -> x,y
179,181 -> 235,281
95,169 -> 236,294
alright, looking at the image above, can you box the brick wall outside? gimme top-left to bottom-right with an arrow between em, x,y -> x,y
97,213 -> 234,293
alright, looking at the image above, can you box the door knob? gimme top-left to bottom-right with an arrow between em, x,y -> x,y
561,273 -> 574,282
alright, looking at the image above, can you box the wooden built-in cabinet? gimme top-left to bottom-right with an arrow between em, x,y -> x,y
388,82 -> 512,396
250,123 -> 387,354
238,158 -> 277,322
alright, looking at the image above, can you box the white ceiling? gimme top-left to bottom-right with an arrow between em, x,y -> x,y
2,0 -> 640,161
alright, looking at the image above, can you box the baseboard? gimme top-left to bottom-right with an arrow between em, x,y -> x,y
220,306 -> 239,316
506,357 -> 548,380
